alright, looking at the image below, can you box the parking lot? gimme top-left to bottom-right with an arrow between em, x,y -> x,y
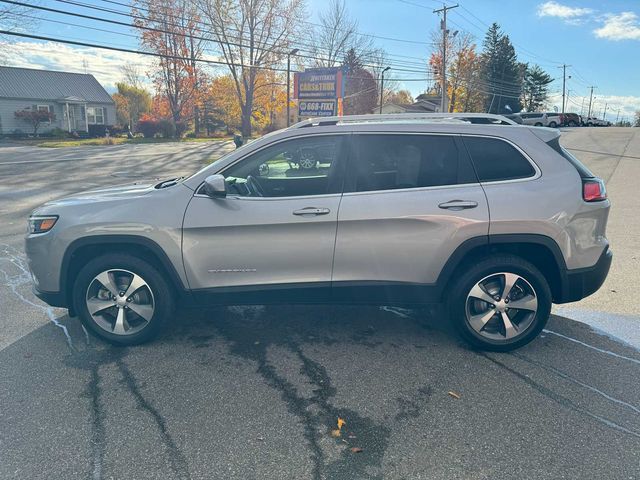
1,129 -> 639,479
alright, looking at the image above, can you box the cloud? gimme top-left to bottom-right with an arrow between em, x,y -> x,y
593,12 -> 640,41
2,41 -> 156,92
537,1 -> 593,19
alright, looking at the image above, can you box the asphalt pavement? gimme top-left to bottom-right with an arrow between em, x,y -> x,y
0,131 -> 639,480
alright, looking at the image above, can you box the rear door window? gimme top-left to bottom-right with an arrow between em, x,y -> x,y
345,134 -> 477,193
463,136 -> 536,182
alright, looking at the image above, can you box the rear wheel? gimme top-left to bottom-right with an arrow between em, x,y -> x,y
447,255 -> 551,351
548,121 -> 557,128
73,254 -> 174,345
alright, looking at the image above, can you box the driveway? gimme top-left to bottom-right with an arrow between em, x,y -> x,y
0,132 -> 639,479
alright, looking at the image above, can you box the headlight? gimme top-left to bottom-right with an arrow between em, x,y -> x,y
28,215 -> 58,234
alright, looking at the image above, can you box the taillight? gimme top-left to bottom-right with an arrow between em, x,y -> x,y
582,178 -> 607,202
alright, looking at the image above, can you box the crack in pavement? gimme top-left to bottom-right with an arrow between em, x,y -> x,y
0,243 -> 75,351
478,352 -> 640,439
212,307 -> 395,480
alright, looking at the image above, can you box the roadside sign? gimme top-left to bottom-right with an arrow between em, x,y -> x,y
298,100 -> 338,117
294,67 -> 345,118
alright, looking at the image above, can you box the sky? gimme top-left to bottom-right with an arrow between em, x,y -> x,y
1,0 -> 639,121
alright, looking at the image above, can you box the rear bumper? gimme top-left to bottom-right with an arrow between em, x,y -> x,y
556,247 -> 612,303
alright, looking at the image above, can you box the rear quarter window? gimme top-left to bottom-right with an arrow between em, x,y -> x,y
463,136 -> 536,182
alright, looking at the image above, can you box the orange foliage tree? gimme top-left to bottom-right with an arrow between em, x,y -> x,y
133,0 -> 205,136
208,71 -> 287,132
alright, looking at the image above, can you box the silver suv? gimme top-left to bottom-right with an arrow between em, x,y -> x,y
25,113 -> 612,351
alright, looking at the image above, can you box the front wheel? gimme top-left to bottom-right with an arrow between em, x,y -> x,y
548,121 -> 557,128
447,255 -> 551,351
73,254 -> 174,345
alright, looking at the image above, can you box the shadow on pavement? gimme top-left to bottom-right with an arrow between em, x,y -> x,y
1,305 -> 639,480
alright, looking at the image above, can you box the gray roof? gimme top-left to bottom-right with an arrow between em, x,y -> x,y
0,66 -> 114,104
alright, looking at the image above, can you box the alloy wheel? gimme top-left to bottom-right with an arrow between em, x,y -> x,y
298,151 -> 316,169
465,272 -> 538,342
85,269 -> 155,336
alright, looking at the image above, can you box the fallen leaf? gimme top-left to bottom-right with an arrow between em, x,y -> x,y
448,391 -> 461,399
350,447 -> 363,453
330,429 -> 341,438
337,417 -> 346,430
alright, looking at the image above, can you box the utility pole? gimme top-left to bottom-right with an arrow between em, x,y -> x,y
580,97 -> 585,116
434,3 -> 458,113
587,86 -> 596,118
603,102 -> 608,120
380,66 -> 391,114
558,64 -> 571,115
286,48 -> 299,127
616,109 -> 621,124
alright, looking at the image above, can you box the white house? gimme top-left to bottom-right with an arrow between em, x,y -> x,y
0,66 -> 116,135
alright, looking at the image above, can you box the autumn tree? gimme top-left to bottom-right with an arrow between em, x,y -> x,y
522,64 -> 553,112
480,23 -> 523,113
133,0 -> 205,137
446,36 -> 484,112
120,63 -> 144,89
208,71 -> 287,132
112,82 -> 152,128
197,0 -> 303,138
312,0 -> 376,68
14,108 -> 55,136
387,90 -> 414,105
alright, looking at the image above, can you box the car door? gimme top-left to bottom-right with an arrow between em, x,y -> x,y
332,132 -> 489,303
182,134 -> 348,301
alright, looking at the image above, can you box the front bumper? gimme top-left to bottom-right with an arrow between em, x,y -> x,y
32,286 -> 68,308
556,247 -> 612,303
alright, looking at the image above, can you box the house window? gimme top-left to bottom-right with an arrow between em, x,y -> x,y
37,105 -> 51,124
87,107 -> 104,125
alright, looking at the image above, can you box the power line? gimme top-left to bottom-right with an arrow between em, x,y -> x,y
2,0 -> 431,75
47,0 -> 434,72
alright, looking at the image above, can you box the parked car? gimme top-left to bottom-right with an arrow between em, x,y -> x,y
26,113 -> 611,351
585,116 -> 609,127
545,113 -> 562,128
518,112 -> 548,126
561,113 -> 581,127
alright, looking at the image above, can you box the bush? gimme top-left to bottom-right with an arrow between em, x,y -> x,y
137,118 -> 161,138
158,119 -> 175,138
50,128 -> 68,139
88,124 -> 109,138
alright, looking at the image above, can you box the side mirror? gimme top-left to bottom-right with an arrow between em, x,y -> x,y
202,174 -> 226,198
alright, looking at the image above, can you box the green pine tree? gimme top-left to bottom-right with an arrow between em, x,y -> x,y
481,23 -> 523,114
522,65 -> 554,112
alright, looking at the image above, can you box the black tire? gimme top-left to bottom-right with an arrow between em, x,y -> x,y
73,253 -> 174,345
569,121 -> 578,127
447,254 -> 552,352
548,121 -> 557,128
534,122 -> 543,126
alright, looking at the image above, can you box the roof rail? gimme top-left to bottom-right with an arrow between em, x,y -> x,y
290,112 -> 518,128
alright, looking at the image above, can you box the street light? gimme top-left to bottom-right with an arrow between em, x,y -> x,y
286,48 -> 299,127
379,66 -> 391,114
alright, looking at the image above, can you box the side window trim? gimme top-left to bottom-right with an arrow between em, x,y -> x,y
195,132 -> 352,199
460,134 -> 541,184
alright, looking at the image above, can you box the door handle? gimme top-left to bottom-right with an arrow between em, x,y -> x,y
293,207 -> 331,216
438,200 -> 478,210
